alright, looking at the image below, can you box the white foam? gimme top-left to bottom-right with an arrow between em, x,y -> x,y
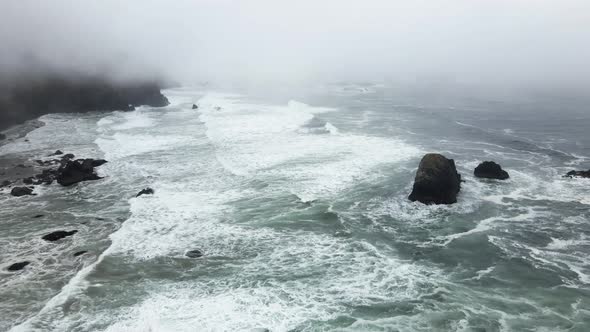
197,93 -> 421,202
95,133 -> 195,160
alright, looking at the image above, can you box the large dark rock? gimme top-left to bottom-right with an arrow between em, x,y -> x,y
7,261 -> 30,271
565,169 -> 590,178
42,230 -> 78,242
56,159 -> 103,186
136,187 -> 154,197
474,161 -> 509,180
0,75 -> 170,131
10,187 -> 34,197
192,104 -> 199,109
408,154 -> 462,205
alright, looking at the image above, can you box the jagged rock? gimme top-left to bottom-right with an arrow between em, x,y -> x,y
52,150 -> 63,155
7,261 -> 30,271
474,161 -> 509,180
10,187 -> 34,197
62,153 -> 75,160
565,170 -> 590,178
186,249 -> 203,258
408,154 -> 461,205
192,104 -> 199,109
42,230 -> 78,242
136,187 -> 154,197
56,159 -> 102,186
73,251 -> 87,257
90,159 -> 107,167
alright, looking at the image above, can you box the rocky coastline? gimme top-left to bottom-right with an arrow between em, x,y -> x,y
0,74 -> 169,132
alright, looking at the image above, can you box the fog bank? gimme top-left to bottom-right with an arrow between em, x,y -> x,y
1,0 -> 589,88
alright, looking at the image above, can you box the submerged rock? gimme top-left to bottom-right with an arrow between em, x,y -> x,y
42,230 -> 78,242
10,186 -> 34,197
33,214 -> 44,218
192,104 -> 199,109
0,133 -> 6,140
7,261 -> 30,271
186,249 -> 203,258
474,161 -> 509,180
408,153 -> 461,205
136,187 -> 154,197
73,250 -> 88,257
565,169 -> 590,178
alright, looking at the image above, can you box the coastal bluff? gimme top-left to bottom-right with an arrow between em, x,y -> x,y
0,74 -> 169,130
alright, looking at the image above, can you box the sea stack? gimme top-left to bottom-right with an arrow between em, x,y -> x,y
408,153 -> 462,205
474,161 -> 509,180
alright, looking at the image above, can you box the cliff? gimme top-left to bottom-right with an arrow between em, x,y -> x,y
0,75 -> 169,130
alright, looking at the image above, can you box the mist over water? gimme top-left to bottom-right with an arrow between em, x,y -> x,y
1,0 -> 590,89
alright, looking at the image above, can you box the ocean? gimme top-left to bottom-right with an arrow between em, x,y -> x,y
1,84 -> 589,331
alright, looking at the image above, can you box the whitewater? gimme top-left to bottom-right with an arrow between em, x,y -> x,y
1,85 -> 589,331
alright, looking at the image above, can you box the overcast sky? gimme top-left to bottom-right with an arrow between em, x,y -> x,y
1,0 -> 589,88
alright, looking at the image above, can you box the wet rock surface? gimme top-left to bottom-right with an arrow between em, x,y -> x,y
136,187 -> 154,197
408,153 -> 462,205
474,161 -> 509,180
565,169 -> 590,178
186,249 -> 204,258
7,261 -> 30,271
42,230 -> 78,242
10,187 -> 34,197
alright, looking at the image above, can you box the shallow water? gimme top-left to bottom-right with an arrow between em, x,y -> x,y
1,85 -> 589,331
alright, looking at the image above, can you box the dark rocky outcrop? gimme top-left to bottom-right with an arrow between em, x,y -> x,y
474,161 -> 509,180
73,251 -> 87,257
33,214 -> 44,218
42,230 -> 78,242
136,187 -> 154,197
0,74 -> 169,131
7,261 -> 30,271
408,153 -> 462,205
186,249 -> 203,258
56,159 -> 106,186
192,104 -> 199,109
52,150 -> 63,156
10,187 -> 34,197
565,169 -> 590,178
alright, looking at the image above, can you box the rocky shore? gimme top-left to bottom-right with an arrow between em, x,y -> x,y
0,74 -> 169,131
